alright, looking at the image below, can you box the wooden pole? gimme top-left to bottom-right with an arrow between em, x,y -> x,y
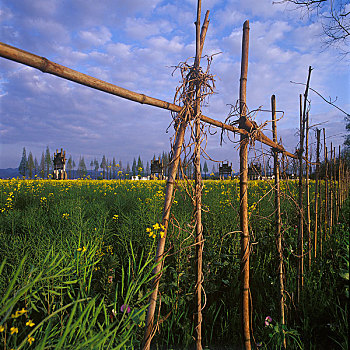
297,93 -> 304,304
0,41 -> 297,159
272,95 -> 286,348
194,2 -> 204,349
323,129 -> 328,240
305,112 -> 311,270
314,129 -> 321,259
142,6 -> 210,350
329,144 -> 333,235
239,19 -> 251,350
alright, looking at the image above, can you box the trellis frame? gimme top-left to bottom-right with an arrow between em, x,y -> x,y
1,4 -> 347,350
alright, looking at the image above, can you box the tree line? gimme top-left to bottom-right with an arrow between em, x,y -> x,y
17,147 -> 218,179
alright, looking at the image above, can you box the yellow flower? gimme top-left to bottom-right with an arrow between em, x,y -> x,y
26,320 -> 35,327
160,231 -> 165,238
77,247 -> 82,252
146,227 -> 152,233
10,326 -> 18,334
62,213 -> 69,219
148,231 -> 154,237
19,308 -> 27,315
27,335 -> 35,345
0,325 -> 4,332
153,223 -> 160,230
82,246 -> 87,252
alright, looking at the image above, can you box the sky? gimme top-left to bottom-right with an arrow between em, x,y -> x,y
0,0 -> 349,171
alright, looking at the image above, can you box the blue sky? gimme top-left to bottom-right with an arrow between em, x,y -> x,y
0,0 -> 349,170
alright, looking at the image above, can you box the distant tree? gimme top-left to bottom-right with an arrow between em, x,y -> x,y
119,160 -> 123,170
126,162 -> 131,178
78,157 -> 87,178
146,161 -> 150,176
137,156 -> 143,176
34,157 -> 39,177
112,157 -> 117,179
100,155 -> 107,179
203,161 -> 209,179
132,158 -> 137,176
90,160 -> 94,174
72,160 -> 76,179
27,152 -> 35,179
44,146 -> 52,179
211,164 -> 216,175
18,147 -> 27,177
40,152 -> 45,178
67,156 -> 73,179
94,159 -> 99,179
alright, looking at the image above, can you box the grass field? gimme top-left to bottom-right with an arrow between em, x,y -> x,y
0,178 -> 348,349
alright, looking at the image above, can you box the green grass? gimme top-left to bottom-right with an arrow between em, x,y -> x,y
0,178 -> 348,349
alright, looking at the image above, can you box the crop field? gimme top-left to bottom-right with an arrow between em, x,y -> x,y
0,178 -> 348,349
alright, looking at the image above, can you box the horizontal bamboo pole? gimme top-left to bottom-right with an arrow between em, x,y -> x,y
0,41 -> 296,158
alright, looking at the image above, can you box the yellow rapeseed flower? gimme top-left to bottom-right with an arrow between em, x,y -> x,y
0,325 -> 4,332
26,320 -> 35,327
10,326 -> 18,334
77,247 -> 82,252
153,223 -> 160,230
27,335 -> 35,345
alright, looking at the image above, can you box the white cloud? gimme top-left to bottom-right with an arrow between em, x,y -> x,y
79,26 -> 112,47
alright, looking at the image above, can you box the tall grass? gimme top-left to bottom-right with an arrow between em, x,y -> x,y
0,179 -> 348,349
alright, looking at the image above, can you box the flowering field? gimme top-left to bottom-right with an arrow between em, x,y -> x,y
0,179 -> 348,349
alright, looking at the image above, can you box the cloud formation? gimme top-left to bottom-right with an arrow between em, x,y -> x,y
0,0 -> 348,169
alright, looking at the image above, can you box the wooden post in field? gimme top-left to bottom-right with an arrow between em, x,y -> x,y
297,94 -> 305,303
194,1 -> 204,349
323,129 -> 328,240
337,146 -> 341,220
239,19 -> 251,350
142,7 -> 210,349
314,129 -> 321,259
305,112 -> 311,270
271,95 -> 286,348
329,144 -> 333,235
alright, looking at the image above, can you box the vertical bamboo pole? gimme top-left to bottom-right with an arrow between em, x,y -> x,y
142,9 -> 210,349
323,129 -> 328,239
142,113 -> 189,350
194,1 -> 203,349
338,146 -> 342,217
239,19 -> 251,350
271,95 -> 286,348
297,94 -> 304,303
329,144 -> 333,235
305,112 -> 311,270
314,129 -> 321,259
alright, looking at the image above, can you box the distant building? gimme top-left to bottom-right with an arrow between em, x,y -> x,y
53,149 -> 67,180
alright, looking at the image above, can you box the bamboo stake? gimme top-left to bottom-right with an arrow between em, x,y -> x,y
297,93 -> 304,304
239,20 -> 251,350
272,95 -> 286,348
314,129 -> 321,259
194,1 -> 204,349
330,144 -> 333,235
305,112 -> 311,270
0,41 -> 298,159
323,129 -> 328,239
142,6 -> 210,349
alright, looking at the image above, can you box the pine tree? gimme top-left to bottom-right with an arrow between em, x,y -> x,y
40,152 -> 45,178
34,157 -> 39,177
137,156 -> 143,176
112,157 -> 117,179
72,160 -> 76,179
132,158 -> 137,176
18,147 -> 27,177
67,156 -> 73,179
146,161 -> 150,176
44,146 -> 52,179
27,152 -> 35,179
78,157 -> 87,178
100,155 -> 107,179
203,161 -> 208,179
126,162 -> 131,178
94,159 -> 99,179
